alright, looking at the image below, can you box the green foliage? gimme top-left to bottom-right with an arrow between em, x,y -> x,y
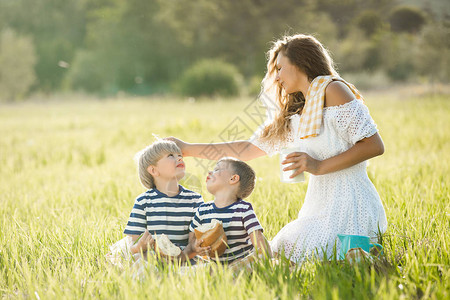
414,21 -> 450,83
66,0 -> 186,95
177,60 -> 242,97
379,32 -> 417,81
336,30 -> 371,73
0,0 -> 448,95
65,50 -> 108,93
157,0 -> 336,79
0,0 -> 86,91
0,29 -> 36,102
0,94 -> 449,298
353,10 -> 385,36
389,6 -> 428,34
317,0 -> 394,36
340,71 -> 390,90
335,28 -> 384,73
248,75 -> 264,97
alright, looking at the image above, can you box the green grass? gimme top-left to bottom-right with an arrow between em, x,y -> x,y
0,92 -> 449,299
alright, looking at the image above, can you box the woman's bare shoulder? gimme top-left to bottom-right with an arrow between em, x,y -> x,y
324,81 -> 355,107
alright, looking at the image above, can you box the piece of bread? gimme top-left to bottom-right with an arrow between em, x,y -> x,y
209,232 -> 228,257
194,219 -> 228,257
154,234 -> 181,257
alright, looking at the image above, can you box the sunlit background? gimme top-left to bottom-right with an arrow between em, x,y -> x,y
0,0 -> 449,101
1,1 -> 450,298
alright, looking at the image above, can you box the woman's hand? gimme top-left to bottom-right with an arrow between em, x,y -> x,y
282,152 -> 322,176
164,137 -> 189,155
283,134 -> 384,176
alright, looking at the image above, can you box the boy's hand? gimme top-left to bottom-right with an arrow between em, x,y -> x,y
137,230 -> 155,252
249,230 -> 272,258
193,239 -> 211,257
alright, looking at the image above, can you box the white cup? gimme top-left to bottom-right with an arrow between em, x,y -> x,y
280,147 -> 305,183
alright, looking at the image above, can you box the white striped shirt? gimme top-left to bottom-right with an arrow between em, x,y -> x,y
189,200 -> 263,263
124,185 -> 203,247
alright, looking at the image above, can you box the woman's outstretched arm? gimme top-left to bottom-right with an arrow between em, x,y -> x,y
165,138 -> 266,161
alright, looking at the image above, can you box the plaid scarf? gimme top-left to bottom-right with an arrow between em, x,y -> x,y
299,75 -> 364,139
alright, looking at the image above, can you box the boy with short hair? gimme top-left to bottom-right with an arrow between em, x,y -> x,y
187,157 -> 271,263
108,140 -> 208,264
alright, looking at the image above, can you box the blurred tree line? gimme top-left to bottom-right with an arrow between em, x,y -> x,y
0,0 -> 448,101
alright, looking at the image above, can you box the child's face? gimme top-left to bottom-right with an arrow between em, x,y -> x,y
153,152 -> 185,180
206,162 -> 233,194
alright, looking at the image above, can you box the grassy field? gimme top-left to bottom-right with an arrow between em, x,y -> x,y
0,91 -> 449,299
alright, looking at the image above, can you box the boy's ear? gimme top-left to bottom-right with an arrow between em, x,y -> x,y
147,165 -> 159,177
229,174 -> 240,185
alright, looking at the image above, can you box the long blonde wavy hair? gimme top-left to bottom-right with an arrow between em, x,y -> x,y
258,34 -> 338,144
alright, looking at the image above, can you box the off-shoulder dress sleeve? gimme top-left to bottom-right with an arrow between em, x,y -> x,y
334,99 -> 378,145
248,124 -> 282,157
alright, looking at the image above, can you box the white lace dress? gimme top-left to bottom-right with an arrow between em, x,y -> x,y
251,99 -> 388,263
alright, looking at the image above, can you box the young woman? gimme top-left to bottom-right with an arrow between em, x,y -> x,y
167,34 -> 387,263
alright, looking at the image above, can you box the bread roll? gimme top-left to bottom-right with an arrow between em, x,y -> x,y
194,219 -> 228,257
209,232 -> 228,257
154,234 -> 181,257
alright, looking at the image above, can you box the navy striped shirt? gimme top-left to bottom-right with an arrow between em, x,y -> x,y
123,185 -> 203,248
189,200 -> 263,263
